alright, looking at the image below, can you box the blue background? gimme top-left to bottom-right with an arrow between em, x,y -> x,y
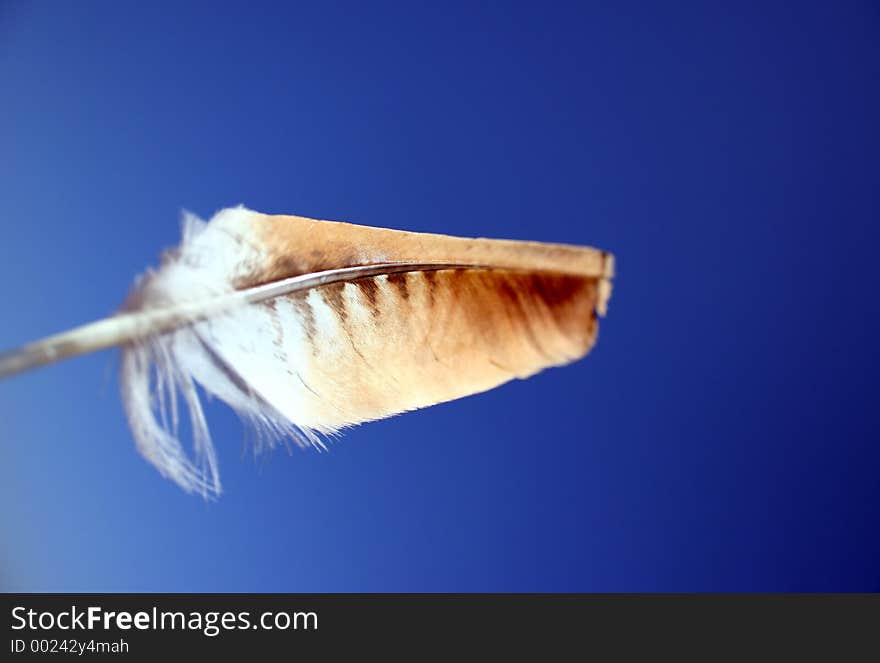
0,2 -> 877,591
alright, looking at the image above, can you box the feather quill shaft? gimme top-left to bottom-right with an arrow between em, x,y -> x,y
0,206 -> 614,496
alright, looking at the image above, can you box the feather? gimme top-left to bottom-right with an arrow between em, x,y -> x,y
0,206 -> 615,496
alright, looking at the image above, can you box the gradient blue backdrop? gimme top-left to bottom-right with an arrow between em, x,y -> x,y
0,1 -> 877,591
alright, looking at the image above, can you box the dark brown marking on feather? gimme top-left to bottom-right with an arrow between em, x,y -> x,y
290,292 -> 317,353
326,283 -> 374,365
450,267 -> 469,284
525,273 -> 589,325
386,271 -> 409,301
355,278 -> 381,317
257,255 -> 307,283
421,270 -> 437,306
271,251 -> 355,279
264,299 -> 285,349
527,272 -> 598,347
494,273 -> 526,317
497,273 -> 553,360
320,282 -> 348,326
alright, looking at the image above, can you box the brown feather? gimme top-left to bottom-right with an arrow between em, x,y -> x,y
239,212 -> 614,428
